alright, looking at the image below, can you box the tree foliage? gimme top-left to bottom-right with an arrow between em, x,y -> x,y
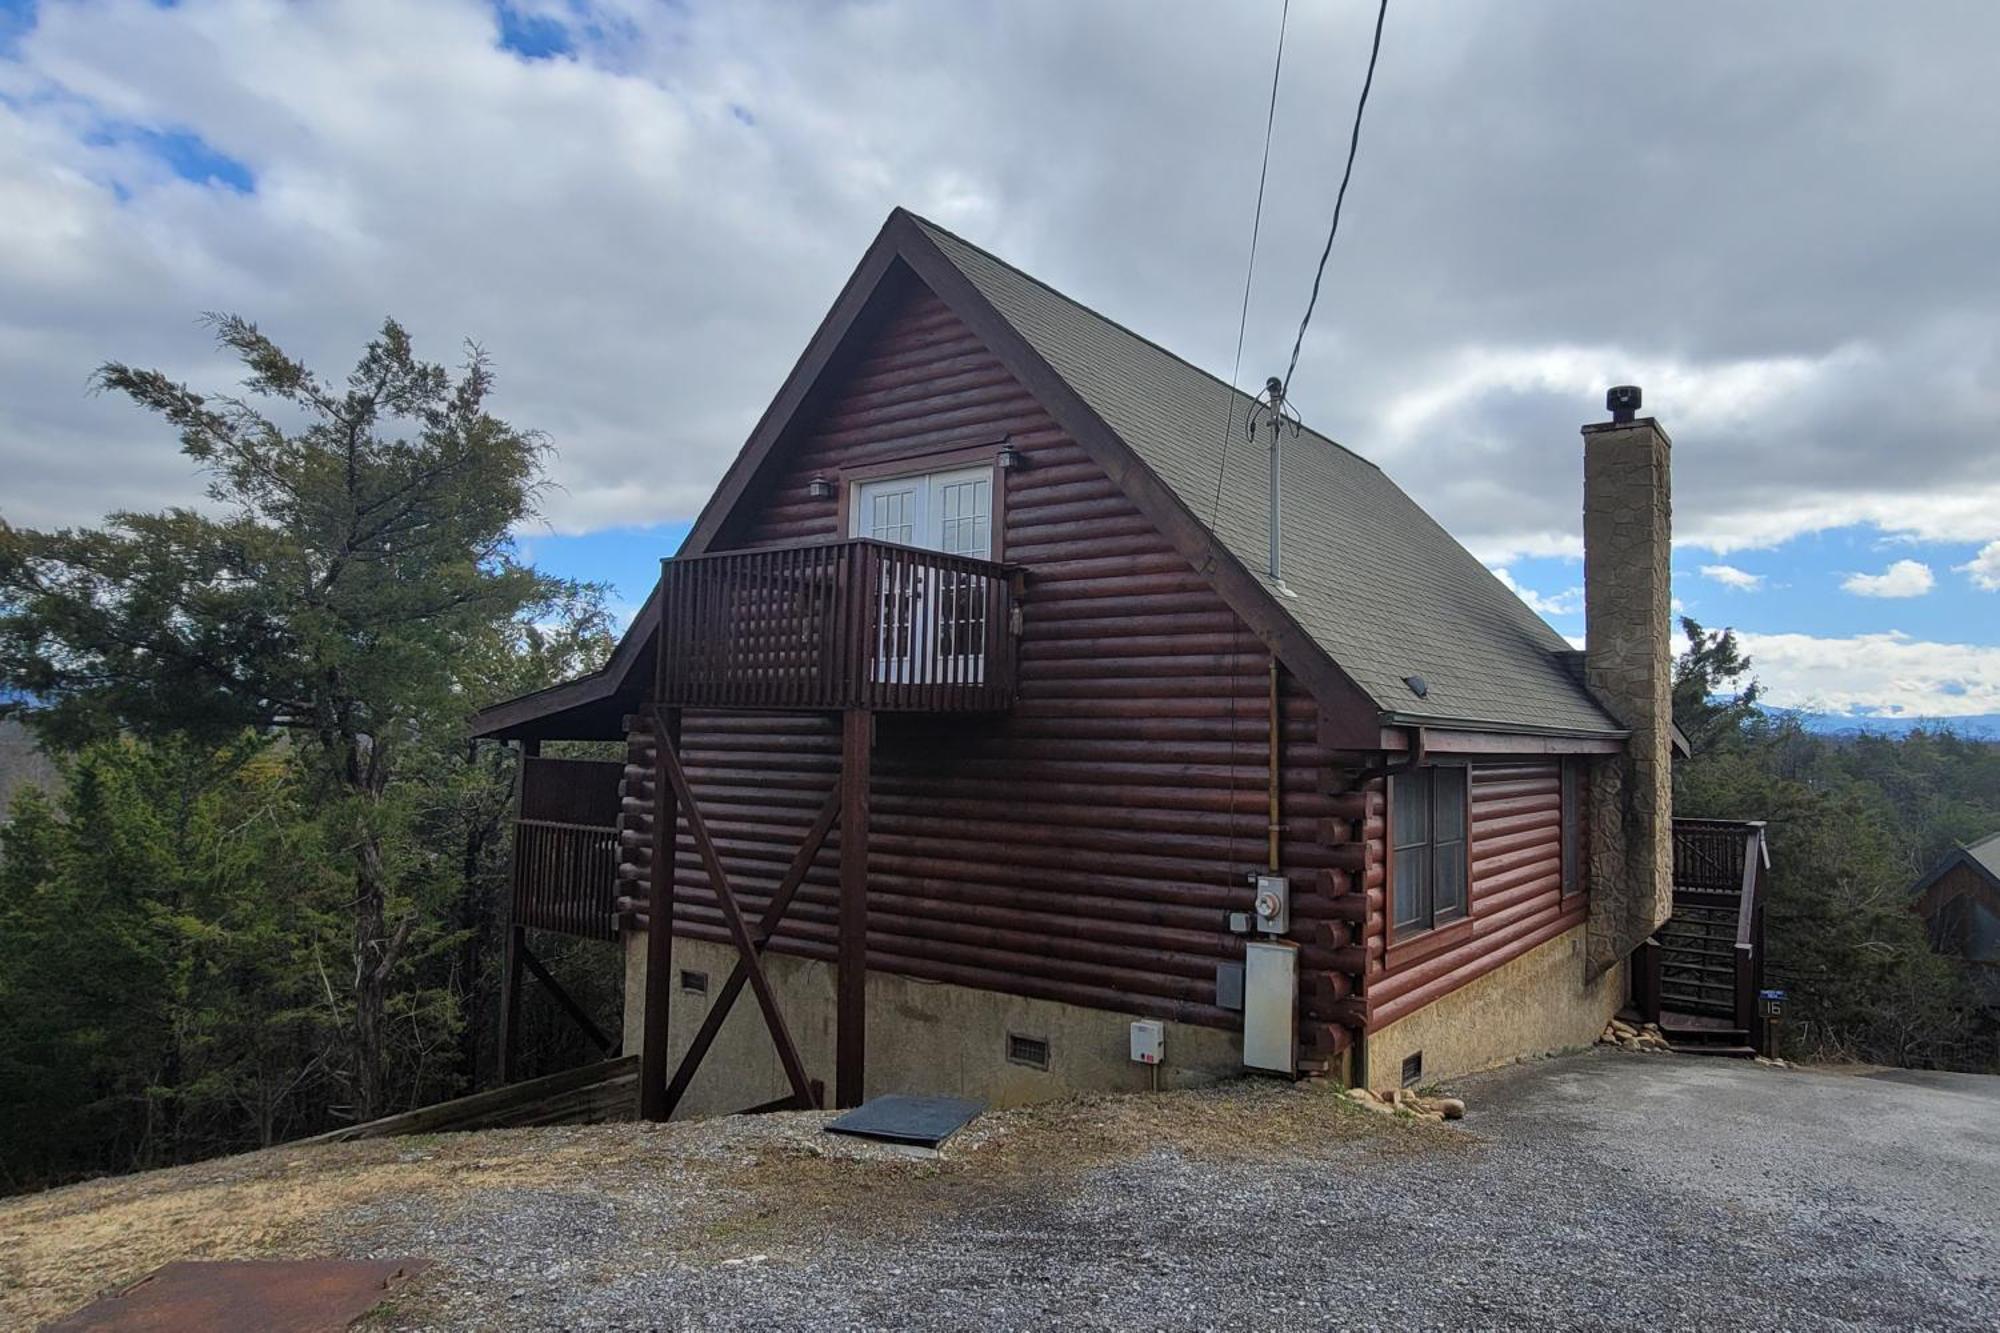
1672,620 -> 1995,1068
0,316 -> 619,1179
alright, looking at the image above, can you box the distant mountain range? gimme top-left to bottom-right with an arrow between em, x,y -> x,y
1782,710 -> 2000,740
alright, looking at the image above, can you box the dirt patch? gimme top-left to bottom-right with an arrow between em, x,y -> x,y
1,1079 -> 1450,1328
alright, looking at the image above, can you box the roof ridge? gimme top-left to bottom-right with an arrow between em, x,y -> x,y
901,209 -> 1384,475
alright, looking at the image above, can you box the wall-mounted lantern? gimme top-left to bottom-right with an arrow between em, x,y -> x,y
995,444 -> 1025,472
807,475 -> 836,501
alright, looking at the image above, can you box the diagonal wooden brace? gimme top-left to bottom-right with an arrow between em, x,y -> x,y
661,784 -> 841,1115
656,737 -> 819,1109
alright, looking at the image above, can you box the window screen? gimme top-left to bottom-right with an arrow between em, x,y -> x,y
1390,766 -> 1471,937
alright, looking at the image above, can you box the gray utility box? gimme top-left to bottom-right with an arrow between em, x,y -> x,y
1242,939 -> 1298,1074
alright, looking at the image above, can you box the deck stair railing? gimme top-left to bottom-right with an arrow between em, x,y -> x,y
1640,819 -> 1769,1050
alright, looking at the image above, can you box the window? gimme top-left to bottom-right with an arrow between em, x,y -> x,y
1391,766 -> 1469,937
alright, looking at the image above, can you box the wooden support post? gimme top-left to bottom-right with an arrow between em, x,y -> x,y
640,708 -> 679,1122
661,785 -> 840,1116
656,737 -> 817,1108
838,708 -> 873,1108
497,738 -> 538,1086
521,940 -> 616,1054
498,924 -> 525,1085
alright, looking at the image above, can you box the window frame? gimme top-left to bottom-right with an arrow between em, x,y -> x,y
1388,763 -> 1473,941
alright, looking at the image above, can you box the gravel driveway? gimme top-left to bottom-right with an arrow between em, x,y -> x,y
10,1050 -> 1996,1330
381,1051 -> 1996,1330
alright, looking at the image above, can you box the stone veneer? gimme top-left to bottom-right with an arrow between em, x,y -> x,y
1580,418 -> 1675,975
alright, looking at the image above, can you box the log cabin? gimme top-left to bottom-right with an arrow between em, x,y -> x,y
1912,832 -> 2000,968
472,208 -> 1683,1116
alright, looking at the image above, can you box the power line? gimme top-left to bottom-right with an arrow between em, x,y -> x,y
1280,0 -> 1388,399
1206,0 -> 1291,535
1207,0 -> 1293,883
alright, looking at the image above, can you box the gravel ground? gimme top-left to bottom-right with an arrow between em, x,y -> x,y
11,1050 -> 1997,1330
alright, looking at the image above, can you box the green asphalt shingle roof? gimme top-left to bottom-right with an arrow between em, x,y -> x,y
915,216 -> 1623,738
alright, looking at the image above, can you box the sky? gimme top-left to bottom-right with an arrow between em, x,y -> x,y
1,0 -> 1996,722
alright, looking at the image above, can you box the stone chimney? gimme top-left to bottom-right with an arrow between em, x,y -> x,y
1580,387 -> 1673,977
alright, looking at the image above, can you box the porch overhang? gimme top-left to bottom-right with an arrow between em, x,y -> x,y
471,600 -> 656,743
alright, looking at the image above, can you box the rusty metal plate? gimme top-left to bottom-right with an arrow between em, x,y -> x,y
45,1258 -> 430,1332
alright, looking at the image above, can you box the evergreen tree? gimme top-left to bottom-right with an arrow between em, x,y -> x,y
0,316 -> 600,1120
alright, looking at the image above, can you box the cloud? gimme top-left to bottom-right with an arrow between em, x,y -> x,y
1736,630 -> 2000,718
1,0 -> 1999,587
1958,540 -> 2000,591
1699,564 -> 1763,591
1841,559 -> 1935,598
1488,566 -> 1581,617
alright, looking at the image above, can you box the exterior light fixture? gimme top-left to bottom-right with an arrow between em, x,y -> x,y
995,444 -> 1025,472
807,475 -> 835,501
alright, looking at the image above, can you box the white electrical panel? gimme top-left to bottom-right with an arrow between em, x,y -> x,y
1242,939 -> 1298,1074
1129,1019 -> 1164,1065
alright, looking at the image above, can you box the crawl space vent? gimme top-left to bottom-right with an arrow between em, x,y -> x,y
1400,1051 -> 1424,1086
1006,1033 -> 1051,1070
679,969 -> 709,995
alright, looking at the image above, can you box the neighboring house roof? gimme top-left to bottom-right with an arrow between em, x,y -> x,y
475,209 -> 1623,742
1911,831 -> 2000,908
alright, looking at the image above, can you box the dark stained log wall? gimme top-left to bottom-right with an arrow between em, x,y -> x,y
615,278 -> 1370,1034
1363,760 -> 1586,1030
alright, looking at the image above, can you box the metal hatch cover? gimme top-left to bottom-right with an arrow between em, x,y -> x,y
824,1094 -> 983,1148
46,1258 -> 430,1332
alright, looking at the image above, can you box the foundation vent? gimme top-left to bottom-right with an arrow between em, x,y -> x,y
1400,1051 -> 1423,1087
1006,1033 -> 1051,1070
679,969 -> 709,995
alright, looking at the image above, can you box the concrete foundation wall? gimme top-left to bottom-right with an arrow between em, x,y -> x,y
623,933 -> 1247,1117
1364,924 -> 1621,1088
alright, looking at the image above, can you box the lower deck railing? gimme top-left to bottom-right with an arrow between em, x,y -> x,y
511,818 -> 620,941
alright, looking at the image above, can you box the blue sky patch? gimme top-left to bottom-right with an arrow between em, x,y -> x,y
516,519 -> 693,625
495,3 -> 574,60
0,0 -> 34,57
1494,523 -> 1999,648
86,122 -> 254,193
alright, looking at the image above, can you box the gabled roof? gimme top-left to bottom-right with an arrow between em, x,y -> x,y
476,208 -> 1622,743
908,217 -> 1616,737
1911,831 -> 2000,907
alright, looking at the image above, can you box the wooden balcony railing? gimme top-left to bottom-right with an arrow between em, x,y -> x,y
654,539 -> 1020,712
511,818 -> 620,941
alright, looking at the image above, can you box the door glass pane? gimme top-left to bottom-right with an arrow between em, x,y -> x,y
869,488 -> 916,545
935,475 -> 991,558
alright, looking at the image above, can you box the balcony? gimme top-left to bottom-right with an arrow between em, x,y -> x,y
654,538 -> 1020,713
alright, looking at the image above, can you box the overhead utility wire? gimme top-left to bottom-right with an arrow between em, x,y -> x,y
1207,0 -> 1292,880
1279,0 -> 1388,400
1204,0 -> 1291,535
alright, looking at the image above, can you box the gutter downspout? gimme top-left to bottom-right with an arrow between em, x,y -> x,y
1340,723 -> 1427,1091
1268,657 -> 1283,873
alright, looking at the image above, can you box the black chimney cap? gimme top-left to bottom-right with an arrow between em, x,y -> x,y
1606,385 -> 1642,424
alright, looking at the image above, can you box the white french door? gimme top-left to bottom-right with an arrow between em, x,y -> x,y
851,467 -> 993,686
